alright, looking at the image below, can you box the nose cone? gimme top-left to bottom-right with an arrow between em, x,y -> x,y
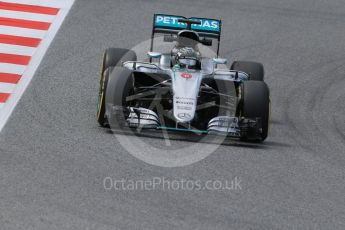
172,70 -> 202,123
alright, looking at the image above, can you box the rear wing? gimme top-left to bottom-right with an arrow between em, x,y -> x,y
150,14 -> 222,56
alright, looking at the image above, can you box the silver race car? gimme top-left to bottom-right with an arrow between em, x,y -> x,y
97,14 -> 270,142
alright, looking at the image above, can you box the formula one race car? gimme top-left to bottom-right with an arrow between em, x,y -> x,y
97,14 -> 270,142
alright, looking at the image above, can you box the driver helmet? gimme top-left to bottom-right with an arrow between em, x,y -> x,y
175,47 -> 200,69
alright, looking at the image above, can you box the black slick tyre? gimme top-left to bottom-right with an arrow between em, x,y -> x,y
97,48 -> 136,126
240,80 -> 270,141
231,61 -> 264,81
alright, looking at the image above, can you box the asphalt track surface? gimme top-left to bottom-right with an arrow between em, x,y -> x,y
1,0 -> 345,229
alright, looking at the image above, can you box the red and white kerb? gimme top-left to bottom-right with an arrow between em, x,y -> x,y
0,0 -> 75,131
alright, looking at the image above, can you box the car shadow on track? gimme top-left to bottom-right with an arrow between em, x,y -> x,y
101,126 -> 290,150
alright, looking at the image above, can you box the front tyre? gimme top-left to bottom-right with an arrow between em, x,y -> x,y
97,48 -> 136,127
231,61 -> 264,81
101,48 -> 137,75
240,80 -> 270,141
105,67 -> 134,129
96,67 -> 113,127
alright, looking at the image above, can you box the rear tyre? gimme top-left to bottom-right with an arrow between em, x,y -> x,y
240,81 -> 270,141
97,48 -> 136,126
231,61 -> 264,81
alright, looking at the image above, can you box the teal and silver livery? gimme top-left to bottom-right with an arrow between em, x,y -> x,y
98,14 -> 270,142
154,14 -> 221,33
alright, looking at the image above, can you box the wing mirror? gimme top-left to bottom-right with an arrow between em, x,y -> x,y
163,34 -> 176,42
200,38 -> 212,46
147,52 -> 161,58
213,58 -> 227,64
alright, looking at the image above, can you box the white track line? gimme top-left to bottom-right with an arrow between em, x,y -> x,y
0,103 -> 4,109
0,26 -> 47,39
0,82 -> 16,93
0,10 -> 56,23
1,0 -> 73,8
0,63 -> 26,75
0,43 -> 36,56
0,0 -> 75,131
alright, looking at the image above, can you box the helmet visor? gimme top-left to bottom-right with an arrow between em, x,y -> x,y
178,58 -> 197,66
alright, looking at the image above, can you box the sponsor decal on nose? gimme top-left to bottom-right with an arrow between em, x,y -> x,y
177,112 -> 192,120
181,72 -> 192,79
